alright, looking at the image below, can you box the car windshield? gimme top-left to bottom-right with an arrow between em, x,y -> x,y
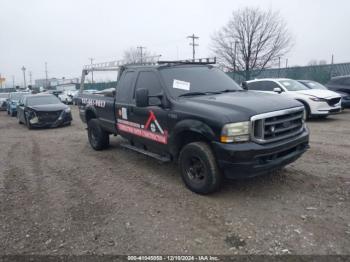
301,81 -> 328,90
27,95 -> 61,106
160,66 -> 242,97
10,92 -> 27,100
278,79 -> 309,91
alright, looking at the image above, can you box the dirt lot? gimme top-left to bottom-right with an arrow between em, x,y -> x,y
0,107 -> 349,255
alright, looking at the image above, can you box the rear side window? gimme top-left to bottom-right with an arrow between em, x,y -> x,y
135,71 -> 162,96
247,81 -> 264,91
248,81 -> 278,91
116,71 -> 135,102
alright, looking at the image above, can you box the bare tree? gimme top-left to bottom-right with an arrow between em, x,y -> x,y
211,7 -> 293,80
123,47 -> 160,64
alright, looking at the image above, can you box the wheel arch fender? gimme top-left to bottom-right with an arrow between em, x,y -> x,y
85,106 -> 98,123
168,119 -> 217,158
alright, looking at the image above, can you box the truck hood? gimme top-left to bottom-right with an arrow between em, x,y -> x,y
295,89 -> 340,99
29,103 -> 68,112
180,91 -> 302,123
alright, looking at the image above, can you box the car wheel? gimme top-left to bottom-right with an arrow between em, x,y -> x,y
179,142 -> 223,194
87,119 -> 109,150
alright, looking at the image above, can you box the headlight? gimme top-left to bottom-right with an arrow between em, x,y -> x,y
64,107 -> 71,113
221,121 -> 250,143
309,97 -> 326,102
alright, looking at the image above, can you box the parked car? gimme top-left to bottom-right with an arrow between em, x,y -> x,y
78,60 -> 309,194
298,80 -> 350,108
0,93 -> 10,111
326,75 -> 350,95
58,90 -> 77,104
17,94 -> 72,129
245,78 -> 342,119
6,92 -> 30,116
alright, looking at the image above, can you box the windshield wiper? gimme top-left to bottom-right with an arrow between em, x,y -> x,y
178,91 -> 217,97
216,89 -> 243,93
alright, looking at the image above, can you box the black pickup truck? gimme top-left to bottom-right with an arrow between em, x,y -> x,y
78,60 -> 309,194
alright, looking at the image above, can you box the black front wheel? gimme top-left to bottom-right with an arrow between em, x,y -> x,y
87,119 -> 110,150
179,142 -> 223,194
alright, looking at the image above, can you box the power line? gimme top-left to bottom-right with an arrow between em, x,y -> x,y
137,46 -> 146,63
187,34 -> 199,60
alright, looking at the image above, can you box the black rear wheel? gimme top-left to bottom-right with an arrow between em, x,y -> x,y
179,142 -> 223,194
87,119 -> 110,150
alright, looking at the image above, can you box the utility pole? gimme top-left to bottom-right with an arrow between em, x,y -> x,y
45,62 -> 48,88
21,66 -> 27,89
89,58 -> 94,83
285,58 -> 288,69
0,73 -> 2,88
330,54 -> 334,77
12,75 -> 15,88
278,57 -> 281,78
187,34 -> 199,60
29,71 -> 32,86
137,46 -> 146,63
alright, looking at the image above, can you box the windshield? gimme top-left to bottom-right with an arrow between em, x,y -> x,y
160,66 -> 242,97
301,81 -> 328,90
27,95 -> 61,106
10,92 -> 27,100
278,79 -> 309,91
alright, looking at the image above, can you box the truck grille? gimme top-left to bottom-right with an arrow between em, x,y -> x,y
37,111 -> 62,122
251,107 -> 305,144
327,97 -> 341,106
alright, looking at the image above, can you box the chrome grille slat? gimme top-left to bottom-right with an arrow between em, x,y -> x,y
267,122 -> 302,134
251,107 -> 305,144
264,113 -> 304,126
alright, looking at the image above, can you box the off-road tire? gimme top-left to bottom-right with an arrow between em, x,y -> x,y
87,119 -> 110,150
179,142 -> 223,194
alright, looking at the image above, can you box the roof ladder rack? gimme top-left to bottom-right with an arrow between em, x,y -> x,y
158,57 -> 216,65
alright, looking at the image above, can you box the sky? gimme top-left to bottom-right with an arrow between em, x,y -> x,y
1,0 -> 350,86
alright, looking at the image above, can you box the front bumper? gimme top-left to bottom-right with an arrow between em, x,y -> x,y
212,128 -> 309,179
28,111 -> 72,128
309,100 -> 341,116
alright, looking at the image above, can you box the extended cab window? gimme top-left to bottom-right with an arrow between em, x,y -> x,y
116,71 -> 135,102
135,71 -> 162,96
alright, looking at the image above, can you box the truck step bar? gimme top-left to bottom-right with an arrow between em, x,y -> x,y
120,143 -> 171,163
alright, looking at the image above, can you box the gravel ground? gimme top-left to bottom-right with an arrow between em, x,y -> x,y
0,107 -> 349,255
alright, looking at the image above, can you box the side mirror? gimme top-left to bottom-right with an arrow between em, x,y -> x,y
273,87 -> 283,93
241,81 -> 248,90
135,88 -> 149,107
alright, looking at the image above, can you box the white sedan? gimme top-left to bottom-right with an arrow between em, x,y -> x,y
246,78 -> 342,119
